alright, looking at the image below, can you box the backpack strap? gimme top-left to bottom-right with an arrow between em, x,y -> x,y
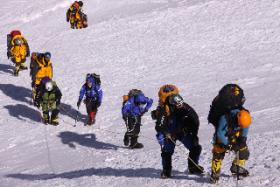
224,112 -> 239,143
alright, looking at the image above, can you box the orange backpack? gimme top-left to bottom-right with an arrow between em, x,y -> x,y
158,84 -> 179,116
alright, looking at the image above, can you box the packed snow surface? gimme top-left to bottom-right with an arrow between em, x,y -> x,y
0,0 -> 280,186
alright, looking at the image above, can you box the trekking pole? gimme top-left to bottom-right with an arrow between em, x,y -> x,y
168,137 -> 204,173
74,108 -> 80,127
236,150 -> 240,187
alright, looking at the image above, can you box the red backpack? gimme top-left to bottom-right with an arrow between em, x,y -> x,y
7,30 -> 22,49
10,30 -> 21,38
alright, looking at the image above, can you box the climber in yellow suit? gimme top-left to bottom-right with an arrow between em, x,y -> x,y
8,34 -> 30,76
30,52 -> 53,102
66,1 -> 87,29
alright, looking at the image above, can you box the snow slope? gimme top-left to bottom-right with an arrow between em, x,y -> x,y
0,0 -> 280,186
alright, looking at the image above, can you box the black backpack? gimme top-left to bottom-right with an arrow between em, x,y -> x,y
208,84 -> 245,128
128,89 -> 142,99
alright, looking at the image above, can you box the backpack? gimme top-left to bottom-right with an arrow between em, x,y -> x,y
158,84 -> 179,106
7,30 -> 21,49
158,84 -> 179,116
123,89 -> 143,104
208,84 -> 245,128
86,73 -> 101,85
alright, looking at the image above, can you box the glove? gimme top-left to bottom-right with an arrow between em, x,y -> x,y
56,99 -> 61,106
165,133 -> 175,142
156,133 -> 165,145
77,99 -> 81,108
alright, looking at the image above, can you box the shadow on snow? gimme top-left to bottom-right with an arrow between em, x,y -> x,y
58,131 -> 119,150
0,64 -> 14,75
4,104 -> 41,122
5,167 -> 209,183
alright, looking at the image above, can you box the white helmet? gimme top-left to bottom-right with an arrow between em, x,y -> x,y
14,38 -> 22,45
45,81 -> 53,91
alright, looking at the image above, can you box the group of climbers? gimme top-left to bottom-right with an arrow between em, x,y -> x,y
6,30 -> 61,125
4,1 -> 253,183
30,52 -> 63,125
6,28 -> 103,126
5,1 -> 89,125
121,84 -> 252,182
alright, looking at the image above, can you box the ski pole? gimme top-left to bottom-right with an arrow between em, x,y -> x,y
74,109 -> 79,127
236,150 -> 240,187
168,137 -> 204,173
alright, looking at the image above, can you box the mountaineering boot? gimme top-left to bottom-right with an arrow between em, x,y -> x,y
123,134 -> 129,146
188,164 -> 204,174
210,159 -> 222,183
13,69 -> 19,76
230,163 -> 249,177
85,118 -> 95,126
42,112 -> 49,124
160,169 -> 171,179
50,117 -> 59,126
129,136 -> 143,149
129,142 -> 143,149
161,152 -> 172,178
42,118 -> 49,124
85,111 -> 96,126
210,172 -> 220,183
50,109 -> 59,125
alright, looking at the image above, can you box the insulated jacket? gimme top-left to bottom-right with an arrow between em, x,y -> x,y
216,109 -> 249,146
122,93 -> 153,118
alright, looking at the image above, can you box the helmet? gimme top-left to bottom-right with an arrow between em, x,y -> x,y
168,94 -> 184,108
78,1 -> 83,7
14,38 -> 22,45
237,110 -> 252,128
44,52 -> 51,62
45,81 -> 53,91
